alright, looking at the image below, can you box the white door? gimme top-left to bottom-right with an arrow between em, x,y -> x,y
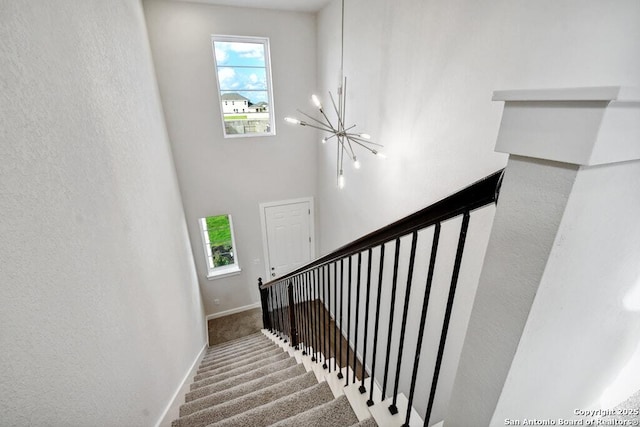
260,199 -> 314,280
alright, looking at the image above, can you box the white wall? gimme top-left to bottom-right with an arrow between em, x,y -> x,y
316,0 -> 640,252
315,0 -> 640,423
143,0 -> 318,316
0,1 -> 206,425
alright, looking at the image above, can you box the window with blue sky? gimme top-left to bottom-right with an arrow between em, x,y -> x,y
211,36 -> 275,137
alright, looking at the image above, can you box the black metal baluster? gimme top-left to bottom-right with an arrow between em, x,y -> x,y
308,271 -> 313,357
326,264 -> 332,372
321,265 -> 328,369
333,261 -> 338,373
367,243 -> 385,407
273,283 -> 280,338
382,238 -> 401,400
288,281 -> 298,348
294,277 -> 301,350
281,283 -> 289,343
353,252 -> 362,384
337,258 -> 344,379
424,212 -> 470,427
403,223 -> 441,427
302,272 -> 309,355
321,265 -> 329,369
389,231 -> 419,415
310,271 -> 317,361
360,248 -> 373,394
311,270 -> 319,362
346,255 -> 352,386
315,268 -> 322,363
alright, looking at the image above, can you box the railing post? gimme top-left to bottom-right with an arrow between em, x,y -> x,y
258,278 -> 271,330
287,281 -> 298,348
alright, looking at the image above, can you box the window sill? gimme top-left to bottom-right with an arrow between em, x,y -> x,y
207,265 -> 242,281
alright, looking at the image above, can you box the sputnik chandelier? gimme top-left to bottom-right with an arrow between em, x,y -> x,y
284,0 -> 384,189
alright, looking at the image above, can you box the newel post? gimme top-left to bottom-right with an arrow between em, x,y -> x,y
447,86 -> 640,426
258,278 -> 271,330
287,281 -> 298,348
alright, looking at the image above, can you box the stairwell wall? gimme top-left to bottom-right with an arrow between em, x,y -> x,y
316,0 -> 640,424
0,1 -> 206,425
142,0 -> 318,317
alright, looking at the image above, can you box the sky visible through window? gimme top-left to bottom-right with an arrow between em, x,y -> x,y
214,41 -> 268,105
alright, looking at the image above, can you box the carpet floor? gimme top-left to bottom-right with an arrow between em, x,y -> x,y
172,332 -> 376,427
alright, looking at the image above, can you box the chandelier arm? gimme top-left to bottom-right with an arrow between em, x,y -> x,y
301,122 -> 337,132
317,107 -> 338,133
350,139 -> 380,154
345,137 -> 357,160
346,135 -> 384,147
297,109 -> 336,132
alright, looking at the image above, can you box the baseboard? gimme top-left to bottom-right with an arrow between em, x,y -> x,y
155,343 -> 207,427
206,302 -> 261,321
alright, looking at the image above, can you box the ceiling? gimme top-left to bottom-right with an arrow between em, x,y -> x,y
169,0 -> 332,13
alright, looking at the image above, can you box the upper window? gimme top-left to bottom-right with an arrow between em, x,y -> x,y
199,214 -> 241,279
211,35 -> 275,138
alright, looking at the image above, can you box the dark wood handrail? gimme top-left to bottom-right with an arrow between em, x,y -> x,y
261,169 -> 504,289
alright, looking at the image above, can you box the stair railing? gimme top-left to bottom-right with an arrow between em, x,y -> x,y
258,169 -> 503,426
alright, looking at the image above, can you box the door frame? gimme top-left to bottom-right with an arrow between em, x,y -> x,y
259,196 -> 316,282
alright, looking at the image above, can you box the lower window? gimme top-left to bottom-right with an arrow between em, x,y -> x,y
199,214 -> 241,279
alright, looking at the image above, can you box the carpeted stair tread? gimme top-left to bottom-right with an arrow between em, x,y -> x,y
180,364 -> 307,417
199,342 -> 279,370
208,331 -> 263,348
190,352 -> 289,390
172,371 -> 318,427
203,337 -> 271,360
195,347 -> 283,380
205,334 -> 265,354
351,417 -> 379,426
205,381 -> 335,427
201,340 -> 275,364
185,357 -> 297,402
270,394 -> 359,427
205,333 -> 267,353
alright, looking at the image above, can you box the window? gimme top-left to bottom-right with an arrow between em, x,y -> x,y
199,214 -> 241,279
211,35 -> 275,138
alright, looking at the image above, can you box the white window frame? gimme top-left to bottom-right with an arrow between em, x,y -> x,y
199,214 -> 242,280
211,35 -> 276,139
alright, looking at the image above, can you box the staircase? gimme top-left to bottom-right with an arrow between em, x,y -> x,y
171,331 -> 378,427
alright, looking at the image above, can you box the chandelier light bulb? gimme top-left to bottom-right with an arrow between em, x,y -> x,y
321,137 -> 327,144
372,150 -> 387,159
354,158 -> 361,169
311,94 -> 322,109
338,172 -> 345,189
284,117 -> 301,125
359,133 -> 371,139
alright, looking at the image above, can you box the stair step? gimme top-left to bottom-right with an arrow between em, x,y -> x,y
190,352 -> 289,390
172,371 -> 317,427
180,364 -> 307,417
205,333 -> 266,355
185,357 -> 297,402
207,332 -> 264,351
195,347 -> 283,379
202,339 -> 273,363
270,394 -> 359,427
206,381 -> 335,427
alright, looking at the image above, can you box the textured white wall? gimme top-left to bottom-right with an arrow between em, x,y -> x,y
0,1 -> 206,425
315,0 -> 640,423
142,0 -> 318,316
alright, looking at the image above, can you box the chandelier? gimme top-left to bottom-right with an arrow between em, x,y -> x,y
284,0 -> 384,189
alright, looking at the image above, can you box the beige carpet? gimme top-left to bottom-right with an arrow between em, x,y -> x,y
207,308 -> 263,346
172,332 -> 376,427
